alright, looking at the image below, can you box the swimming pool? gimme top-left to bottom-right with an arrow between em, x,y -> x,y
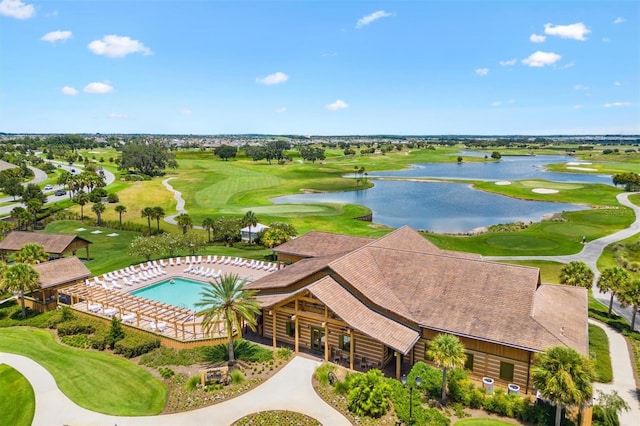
131,277 -> 209,311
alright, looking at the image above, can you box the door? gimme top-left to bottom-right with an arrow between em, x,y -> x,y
310,327 -> 325,353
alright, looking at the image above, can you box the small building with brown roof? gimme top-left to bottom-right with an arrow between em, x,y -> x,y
246,226 -> 588,394
0,231 -> 91,260
26,257 -> 92,312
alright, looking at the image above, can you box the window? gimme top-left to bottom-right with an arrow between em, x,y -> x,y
285,321 -> 296,337
339,334 -> 351,351
499,361 -> 514,381
464,353 -> 474,371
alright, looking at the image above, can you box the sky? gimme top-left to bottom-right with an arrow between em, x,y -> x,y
1,0 -> 638,135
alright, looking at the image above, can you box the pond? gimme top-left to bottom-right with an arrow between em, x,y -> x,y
273,154 -> 602,233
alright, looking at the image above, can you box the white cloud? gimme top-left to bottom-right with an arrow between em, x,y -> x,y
574,84 -> 589,91
83,82 -> 114,94
613,17 -> 625,24
602,37 -> 611,43
325,99 -> 349,111
275,107 -> 287,113
256,71 -> 289,85
60,86 -> 78,96
499,58 -> 517,66
559,62 -> 575,70
356,10 -> 392,29
529,34 -> 546,43
0,0 -> 35,19
573,105 -> 583,109
603,102 -> 632,108
45,9 -> 57,17
475,68 -> 489,76
88,35 -> 152,58
544,22 -> 591,41
614,81 -> 621,86
180,108 -> 192,115
41,30 -> 73,43
107,113 -> 129,119
321,52 -> 337,57
491,101 -> 502,107
522,51 -> 562,67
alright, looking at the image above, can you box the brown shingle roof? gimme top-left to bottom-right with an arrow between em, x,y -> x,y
246,254 -> 341,291
308,276 -> 420,354
33,257 -> 91,289
0,231 -> 91,254
273,231 -> 374,258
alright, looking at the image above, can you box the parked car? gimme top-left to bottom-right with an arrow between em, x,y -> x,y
44,184 -> 53,190
54,189 -> 67,196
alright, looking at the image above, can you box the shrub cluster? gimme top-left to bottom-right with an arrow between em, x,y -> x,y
202,340 -> 273,363
113,334 -> 161,358
56,319 -> 96,336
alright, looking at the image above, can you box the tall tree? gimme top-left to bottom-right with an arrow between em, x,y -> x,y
26,199 -> 42,231
141,207 -> 154,236
426,333 -> 467,403
214,144 -> 237,161
120,141 -> 178,176
597,266 -> 630,316
532,346 -> 594,426
618,279 -> 640,331
559,261 -> 594,288
114,205 -> 127,229
195,273 -> 261,365
91,202 -> 106,226
202,217 -> 215,243
21,183 -> 47,204
175,213 -> 193,235
10,207 -> 31,231
152,206 -> 165,232
14,243 -> 47,264
1,263 -> 40,319
242,210 -> 258,244
74,192 -> 90,220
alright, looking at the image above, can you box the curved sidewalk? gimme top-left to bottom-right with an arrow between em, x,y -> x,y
589,319 -> 639,426
0,353 -> 351,426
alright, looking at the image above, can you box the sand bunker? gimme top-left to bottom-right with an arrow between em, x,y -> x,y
567,166 -> 597,171
532,188 -> 559,194
495,181 -> 511,185
566,161 -> 592,166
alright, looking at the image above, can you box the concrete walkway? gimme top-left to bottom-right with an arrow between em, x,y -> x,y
162,177 -> 204,230
589,319 -> 639,426
0,353 -> 351,426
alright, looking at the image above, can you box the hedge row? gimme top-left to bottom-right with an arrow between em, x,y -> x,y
113,334 -> 160,358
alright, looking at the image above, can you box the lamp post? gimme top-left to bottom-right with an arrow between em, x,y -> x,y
400,374 -> 422,426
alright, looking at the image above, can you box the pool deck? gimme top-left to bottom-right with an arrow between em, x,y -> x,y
62,256 -> 278,343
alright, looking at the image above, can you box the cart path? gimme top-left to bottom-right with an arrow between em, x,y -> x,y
0,353 -> 351,426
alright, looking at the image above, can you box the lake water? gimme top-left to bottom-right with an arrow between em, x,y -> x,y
273,154 -> 604,233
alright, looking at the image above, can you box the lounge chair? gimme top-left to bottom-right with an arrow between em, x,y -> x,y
175,257 -> 181,265
183,265 -> 193,273
111,281 -> 123,289
197,255 -> 202,264
122,313 -> 135,324
206,255 -> 212,263
212,255 -> 218,263
88,303 -> 102,313
104,307 -> 117,317
360,356 -> 368,369
169,258 -> 175,266
157,322 -> 167,332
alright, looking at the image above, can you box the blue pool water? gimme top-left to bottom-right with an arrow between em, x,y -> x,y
132,277 -> 208,311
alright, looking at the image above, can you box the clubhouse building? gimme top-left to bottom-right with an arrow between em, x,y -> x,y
246,226 -> 588,394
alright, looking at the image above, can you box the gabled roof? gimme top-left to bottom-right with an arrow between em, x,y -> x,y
273,231 -> 374,258
0,231 -> 91,254
33,257 -> 91,289
241,223 -> 269,233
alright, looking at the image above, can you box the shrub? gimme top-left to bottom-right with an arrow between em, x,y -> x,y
158,367 -> 175,379
202,339 -> 273,363
408,361 -> 442,399
56,319 -> 95,336
230,369 -> 245,384
139,346 -> 206,367
60,334 -> 91,348
186,374 -> 201,391
107,193 -> 119,203
105,316 -> 125,349
314,363 -> 337,387
89,330 -> 107,351
276,346 -> 293,361
113,333 -> 160,358
389,378 -> 450,426
346,369 -> 392,418
333,377 -> 350,395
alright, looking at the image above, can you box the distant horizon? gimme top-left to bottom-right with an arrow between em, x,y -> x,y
1,1 -> 638,135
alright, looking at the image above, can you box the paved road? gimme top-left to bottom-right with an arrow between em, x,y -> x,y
483,192 -> 640,329
590,319 -> 639,425
0,353 -> 350,426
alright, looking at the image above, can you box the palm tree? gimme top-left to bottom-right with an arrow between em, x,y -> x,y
26,198 -> 42,231
175,213 -> 193,235
1,263 -> 40,319
114,205 -> 127,229
426,333 -> 467,403
242,211 -> 258,244
14,243 -> 47,264
152,206 -> 165,233
194,273 -> 261,365
597,266 -> 630,316
202,217 -> 216,243
559,261 -> 594,288
92,202 -> 106,226
141,207 -> 154,236
618,279 -> 640,331
532,346 -> 594,426
75,192 -> 90,220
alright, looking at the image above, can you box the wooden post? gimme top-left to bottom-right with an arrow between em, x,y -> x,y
294,300 -> 299,353
395,352 -> 401,380
271,311 -> 277,348
323,322 -> 329,362
349,329 -> 354,370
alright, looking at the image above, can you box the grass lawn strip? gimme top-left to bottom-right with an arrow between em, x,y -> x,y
232,410 -> 321,425
454,419 -> 520,426
0,363 -> 35,426
0,328 -> 166,416
588,323 -> 613,382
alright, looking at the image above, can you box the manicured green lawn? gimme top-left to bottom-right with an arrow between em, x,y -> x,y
0,328 -> 166,416
0,364 -> 35,426
589,323 -> 613,383
454,419 -> 518,426
500,260 -> 564,283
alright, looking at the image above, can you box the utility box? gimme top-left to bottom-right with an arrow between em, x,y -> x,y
482,377 -> 494,394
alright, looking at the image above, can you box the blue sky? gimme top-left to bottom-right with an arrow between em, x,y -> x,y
1,0 -> 638,135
